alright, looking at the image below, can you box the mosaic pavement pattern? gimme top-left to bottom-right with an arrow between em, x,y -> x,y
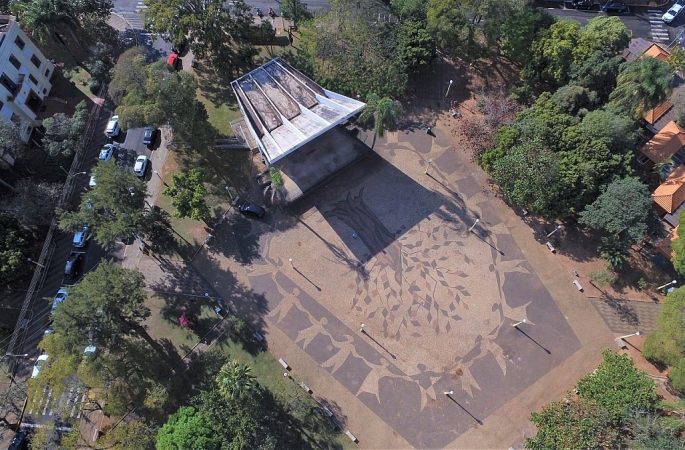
241,132 -> 582,448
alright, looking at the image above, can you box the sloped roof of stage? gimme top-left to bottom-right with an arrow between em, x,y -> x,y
230,58 -> 366,164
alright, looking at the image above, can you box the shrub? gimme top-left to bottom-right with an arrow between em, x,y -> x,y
670,360 -> 685,394
643,332 -> 681,368
89,79 -> 101,95
590,269 -> 618,287
269,167 -> 283,187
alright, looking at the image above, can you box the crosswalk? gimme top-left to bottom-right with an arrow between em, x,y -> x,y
648,10 -> 670,42
28,385 -> 88,420
135,1 -> 147,13
119,11 -> 144,30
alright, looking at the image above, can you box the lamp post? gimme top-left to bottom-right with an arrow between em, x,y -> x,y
27,257 -> 44,268
3,353 -> 28,359
445,80 -> 453,98
658,280 -> 677,291
547,225 -> 562,238
468,218 -> 480,233
360,323 -> 365,333
154,170 -> 168,187
443,390 -> 454,396
512,319 -> 527,328
288,258 -> 293,269
619,331 -> 641,340
425,159 -> 433,175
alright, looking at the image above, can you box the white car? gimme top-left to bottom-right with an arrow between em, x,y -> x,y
105,115 -> 120,138
52,289 -> 68,313
99,144 -> 115,161
133,155 -> 149,178
663,3 -> 684,22
31,354 -> 48,378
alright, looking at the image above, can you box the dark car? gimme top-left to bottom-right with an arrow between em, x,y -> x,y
601,1 -> 628,12
143,126 -> 157,146
572,0 -> 594,8
238,202 -> 265,219
64,252 -> 84,279
8,429 -> 27,450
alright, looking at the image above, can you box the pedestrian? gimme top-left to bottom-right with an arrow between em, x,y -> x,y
352,232 -> 358,239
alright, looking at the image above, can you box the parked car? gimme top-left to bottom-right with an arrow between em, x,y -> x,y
133,155 -> 149,177
600,1 -> 628,12
105,115 -> 120,138
143,126 -> 157,146
89,175 -> 97,189
52,289 -> 68,314
72,226 -> 89,248
238,202 -> 266,218
167,53 -> 180,70
663,3 -> 684,22
64,252 -> 84,279
31,354 -> 48,378
572,0 -> 594,8
99,144 -> 115,161
8,429 -> 27,450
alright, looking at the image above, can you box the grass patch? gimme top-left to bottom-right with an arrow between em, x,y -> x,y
196,87 -> 242,138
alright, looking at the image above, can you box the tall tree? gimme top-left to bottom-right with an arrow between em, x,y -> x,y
522,19 -> 580,86
155,406 -> 220,450
163,169 -> 210,220
215,361 -> 257,400
1,180 -> 61,227
358,93 -> 403,138
280,0 -> 311,25
0,213 -> 30,286
573,16 -> 630,64
40,100 -> 89,158
578,177 -> 653,243
609,57 -> 673,119
499,7 -> 555,67
569,49 -> 622,105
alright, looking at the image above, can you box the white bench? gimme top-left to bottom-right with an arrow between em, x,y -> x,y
299,382 -> 312,394
546,242 -> 556,253
573,280 -> 583,291
279,358 -> 290,370
346,430 -> 358,444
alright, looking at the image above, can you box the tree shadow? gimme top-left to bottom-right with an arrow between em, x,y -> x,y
194,60 -> 242,109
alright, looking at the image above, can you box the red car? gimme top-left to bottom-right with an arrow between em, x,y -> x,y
167,53 -> 180,70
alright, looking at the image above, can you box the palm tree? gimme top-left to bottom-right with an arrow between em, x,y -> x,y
215,360 -> 257,400
11,0 -> 76,43
608,57 -> 673,119
358,93 -> 403,138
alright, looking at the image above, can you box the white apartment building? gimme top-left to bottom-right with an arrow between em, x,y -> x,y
0,15 -> 55,150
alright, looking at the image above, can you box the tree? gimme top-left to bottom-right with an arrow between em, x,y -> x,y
499,6 -> 555,67
569,49 -> 622,105
108,47 -> 149,106
673,214 -> 685,276
671,84 -> 685,128
215,360 -> 257,400
0,180 -> 61,227
0,121 -> 27,167
573,16 -> 630,64
575,350 -> 659,424
156,406 -> 221,450
551,85 -> 597,116
0,213 -> 30,286
395,19 -> 435,73
358,93 -> 403,138
58,160 -> 149,248
609,57 -> 673,119
599,235 -> 629,271
643,287 -> 685,367
526,398 -> 621,450
163,169 -> 210,220
578,177 -> 653,242
522,19 -> 581,86
668,45 -> 685,75
99,421 -> 157,450
40,100 -> 89,157
280,0 -> 311,25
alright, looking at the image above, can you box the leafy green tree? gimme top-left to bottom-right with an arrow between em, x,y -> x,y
499,6 -> 555,67
1,180 -> 61,227
609,57 -> 673,119
391,0 -> 427,19
163,169 -> 210,220
40,100 -> 89,157
99,421 -> 158,450
280,0 -> 311,25
575,350 -> 659,424
629,412 -> 685,450
569,49 -> 622,105
599,235 -> 629,271
359,93 -> 403,138
671,84 -> 685,128
526,398 -> 620,450
573,16 -> 630,64
523,19 -> 580,86
643,287 -> 685,367
426,0 -> 468,52
156,406 -> 220,450
0,213 -> 29,286
58,160 -> 149,248
673,214 -> 685,276
0,121 -> 26,166
216,361 -> 257,400
108,47 -> 148,106
396,19 -> 435,73
551,85 -> 597,116
578,177 -> 653,242
669,46 -> 685,74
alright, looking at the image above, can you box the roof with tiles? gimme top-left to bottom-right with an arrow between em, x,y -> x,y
640,121 -> 685,165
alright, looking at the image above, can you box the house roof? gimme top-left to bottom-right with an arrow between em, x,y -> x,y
653,165 -> 685,213
622,38 -> 652,61
230,58 -> 366,164
640,121 -> 685,165
641,43 -> 670,62
644,101 -> 674,125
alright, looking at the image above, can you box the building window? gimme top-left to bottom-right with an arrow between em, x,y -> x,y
0,100 -> 4,110
10,113 -> 20,125
30,54 -> 41,68
14,37 -> 24,49
44,68 -> 50,78
637,153 -> 651,165
28,74 -> 37,85
0,74 -> 17,94
8,55 -> 20,70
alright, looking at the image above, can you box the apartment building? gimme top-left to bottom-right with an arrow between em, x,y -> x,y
0,15 -> 54,147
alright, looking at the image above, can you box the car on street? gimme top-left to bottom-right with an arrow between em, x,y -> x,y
143,126 -> 157,146
8,429 -> 27,450
133,155 -> 149,177
238,202 -> 266,218
663,3 -> 684,22
31,354 -> 48,378
52,289 -> 68,314
72,226 -> 89,248
600,1 -> 628,12
167,53 -> 180,70
99,144 -> 115,161
89,175 -> 97,189
64,252 -> 83,279
105,115 -> 120,138
572,0 -> 594,8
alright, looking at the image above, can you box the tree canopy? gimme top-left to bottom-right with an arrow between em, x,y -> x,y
40,100 -> 89,158
609,57 -> 673,119
163,169 -> 210,220
359,93 -> 403,138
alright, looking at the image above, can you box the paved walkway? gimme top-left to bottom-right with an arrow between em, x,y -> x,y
588,297 -> 661,333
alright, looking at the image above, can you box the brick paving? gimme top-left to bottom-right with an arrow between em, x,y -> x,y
588,297 -> 661,334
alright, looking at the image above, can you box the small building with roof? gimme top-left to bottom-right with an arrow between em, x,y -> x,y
653,165 -> 685,226
230,58 -> 368,205
637,121 -> 685,169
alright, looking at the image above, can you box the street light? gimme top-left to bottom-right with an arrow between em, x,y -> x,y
443,390 -> 454,396
288,258 -> 293,268
3,353 -> 28,359
658,280 -> 678,291
445,80 -> 453,98
360,323 -> 365,333
512,319 -> 527,328
468,218 -> 480,233
547,225 -> 562,238
619,331 -> 641,340
424,158 -> 433,175
27,257 -> 44,268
